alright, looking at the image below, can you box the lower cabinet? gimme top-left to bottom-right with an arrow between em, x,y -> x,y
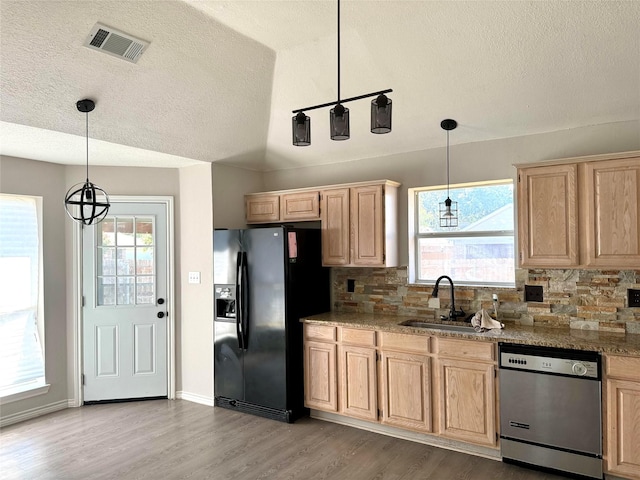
380,350 -> 432,432
303,324 -> 499,451
604,354 -> 640,480
339,344 -> 378,421
435,338 -> 497,447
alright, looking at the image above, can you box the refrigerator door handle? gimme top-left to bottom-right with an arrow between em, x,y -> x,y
240,252 -> 249,349
236,252 -> 245,350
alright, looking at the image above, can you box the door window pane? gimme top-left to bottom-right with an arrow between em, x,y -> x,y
98,247 -> 116,275
136,247 -> 154,275
116,218 -> 134,246
136,218 -> 153,245
99,218 -> 115,246
117,277 -> 135,305
136,276 -> 154,305
98,277 -> 116,305
116,247 -> 135,275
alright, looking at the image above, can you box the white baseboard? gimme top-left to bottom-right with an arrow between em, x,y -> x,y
176,390 -> 214,407
0,399 -> 69,428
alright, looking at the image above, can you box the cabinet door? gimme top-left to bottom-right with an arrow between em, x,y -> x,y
582,157 -> 640,267
339,344 -> 377,421
321,188 -> 350,266
282,191 -> 320,221
304,340 -> 337,412
437,358 -> 496,447
245,194 -> 280,224
351,184 -> 385,266
517,164 -> 579,267
380,351 -> 432,432
605,378 -> 640,478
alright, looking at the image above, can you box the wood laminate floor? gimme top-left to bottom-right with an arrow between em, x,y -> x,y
0,400 -> 572,480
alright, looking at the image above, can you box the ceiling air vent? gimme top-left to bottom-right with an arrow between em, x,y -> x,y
84,23 -> 149,64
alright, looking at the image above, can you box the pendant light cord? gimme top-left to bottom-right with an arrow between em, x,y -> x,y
85,109 -> 89,183
446,129 -> 450,198
337,0 -> 341,104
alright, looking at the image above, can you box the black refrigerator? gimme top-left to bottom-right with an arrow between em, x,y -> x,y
213,226 -> 330,423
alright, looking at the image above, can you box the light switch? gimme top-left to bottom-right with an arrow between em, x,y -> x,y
188,271 -> 201,284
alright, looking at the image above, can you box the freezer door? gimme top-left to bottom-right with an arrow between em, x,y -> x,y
243,227 -> 288,410
213,229 -> 244,400
213,229 -> 242,285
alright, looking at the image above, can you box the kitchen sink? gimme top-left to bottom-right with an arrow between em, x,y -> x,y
398,319 -> 475,333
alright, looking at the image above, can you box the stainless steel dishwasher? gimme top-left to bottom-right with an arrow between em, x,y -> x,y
498,343 -> 602,479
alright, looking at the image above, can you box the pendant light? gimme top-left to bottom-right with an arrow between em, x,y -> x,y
439,119 -> 458,228
64,99 -> 111,225
292,0 -> 392,145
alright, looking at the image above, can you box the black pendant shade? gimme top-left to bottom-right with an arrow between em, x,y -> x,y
292,111 -> 310,146
64,99 -> 111,226
292,0 -> 391,145
330,103 -> 350,140
371,94 -> 392,134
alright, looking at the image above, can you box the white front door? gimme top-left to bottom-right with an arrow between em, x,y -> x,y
82,202 -> 169,402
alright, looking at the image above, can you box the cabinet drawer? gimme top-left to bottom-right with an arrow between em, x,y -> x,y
605,354 -> 640,381
304,324 -> 336,342
436,338 -> 495,362
378,331 -> 430,354
339,327 -> 376,347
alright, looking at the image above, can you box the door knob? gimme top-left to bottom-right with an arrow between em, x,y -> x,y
158,298 -> 165,305
157,312 -> 165,318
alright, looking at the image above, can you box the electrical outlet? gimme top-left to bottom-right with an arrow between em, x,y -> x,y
524,284 -> 543,302
629,289 -> 640,308
188,271 -> 201,284
347,279 -> 355,293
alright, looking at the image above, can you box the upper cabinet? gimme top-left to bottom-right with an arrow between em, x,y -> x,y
516,151 -> 640,269
245,180 -> 400,267
321,181 -> 399,267
246,190 -> 320,224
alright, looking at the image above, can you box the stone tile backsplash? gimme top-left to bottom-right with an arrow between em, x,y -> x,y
332,267 -> 640,333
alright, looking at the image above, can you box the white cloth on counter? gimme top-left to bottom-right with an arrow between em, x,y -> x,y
470,309 -> 504,332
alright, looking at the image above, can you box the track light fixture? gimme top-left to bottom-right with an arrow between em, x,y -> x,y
292,0 -> 392,145
64,99 -> 111,225
439,119 -> 458,228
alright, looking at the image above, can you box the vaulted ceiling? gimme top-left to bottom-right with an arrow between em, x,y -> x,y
1,1 -> 639,171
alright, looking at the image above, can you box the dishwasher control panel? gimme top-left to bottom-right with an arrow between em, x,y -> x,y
499,343 -> 600,379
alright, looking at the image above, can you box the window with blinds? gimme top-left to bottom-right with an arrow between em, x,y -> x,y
0,194 -> 45,394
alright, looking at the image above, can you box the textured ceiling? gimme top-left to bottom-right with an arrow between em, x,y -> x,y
1,1 -> 639,171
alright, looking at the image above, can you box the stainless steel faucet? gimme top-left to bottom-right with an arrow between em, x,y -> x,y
432,275 -> 465,321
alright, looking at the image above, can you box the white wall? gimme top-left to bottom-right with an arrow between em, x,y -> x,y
177,163 -> 214,403
263,120 -> 640,263
0,156 -> 68,419
212,163 -> 264,229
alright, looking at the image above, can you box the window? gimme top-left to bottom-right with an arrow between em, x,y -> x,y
409,180 -> 515,287
0,194 -> 46,398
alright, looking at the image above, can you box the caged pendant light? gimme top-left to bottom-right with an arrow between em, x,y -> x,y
439,119 -> 458,228
64,99 -> 111,225
292,0 -> 392,145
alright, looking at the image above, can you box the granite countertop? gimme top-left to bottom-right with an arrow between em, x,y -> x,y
302,311 -> 640,356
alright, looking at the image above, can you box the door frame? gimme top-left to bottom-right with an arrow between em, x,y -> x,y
70,195 -> 176,406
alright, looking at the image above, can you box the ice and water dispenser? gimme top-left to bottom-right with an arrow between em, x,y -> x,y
214,285 -> 236,321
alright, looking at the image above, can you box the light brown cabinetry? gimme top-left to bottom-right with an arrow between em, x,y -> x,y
321,180 -> 399,267
338,328 -> 378,421
581,157 -> 640,267
435,338 -> 497,447
516,151 -> 640,268
604,354 -> 640,479
245,194 -> 280,224
303,325 -> 337,412
246,190 -> 320,224
379,332 -> 432,432
517,164 -> 578,267
281,191 -> 321,221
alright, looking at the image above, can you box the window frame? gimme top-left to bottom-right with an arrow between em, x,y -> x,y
408,179 -> 516,287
